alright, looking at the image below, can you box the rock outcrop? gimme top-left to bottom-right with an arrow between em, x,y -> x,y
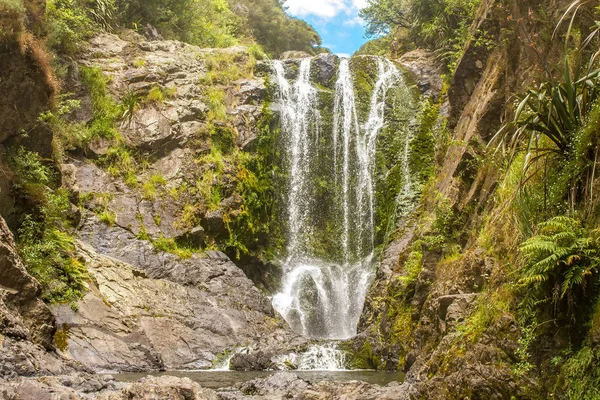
51,230 -> 294,371
0,216 -> 78,378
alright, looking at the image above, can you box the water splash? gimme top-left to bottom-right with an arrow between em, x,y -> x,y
274,343 -> 348,371
212,347 -> 247,371
272,57 -> 403,339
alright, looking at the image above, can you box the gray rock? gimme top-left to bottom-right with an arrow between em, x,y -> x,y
230,351 -> 274,371
222,372 -> 415,399
398,50 -> 444,100
236,79 -> 266,105
311,53 -> 338,86
52,222 -> 293,372
280,51 -> 312,60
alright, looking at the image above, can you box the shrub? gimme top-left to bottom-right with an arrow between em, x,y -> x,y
17,189 -> 87,304
45,0 -> 96,54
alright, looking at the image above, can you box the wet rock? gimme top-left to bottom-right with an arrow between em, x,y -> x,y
311,53 -> 338,87
230,350 -> 274,371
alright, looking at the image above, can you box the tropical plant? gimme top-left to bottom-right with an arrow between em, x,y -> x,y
120,87 -> 141,127
518,216 -> 600,315
494,58 -> 600,163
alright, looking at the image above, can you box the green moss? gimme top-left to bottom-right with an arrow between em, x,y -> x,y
349,341 -> 382,370
54,323 -> 70,351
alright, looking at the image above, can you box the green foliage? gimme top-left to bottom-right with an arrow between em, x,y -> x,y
45,0 -> 97,54
206,88 -> 227,120
349,341 -> 382,369
518,216 -> 600,315
98,209 -> 116,225
223,98 -> 281,259
101,144 -> 138,187
354,36 -> 393,56
146,86 -> 176,104
116,0 -> 238,48
361,0 -> 410,37
9,147 -> 51,191
200,51 -> 256,86
142,174 -> 167,200
8,148 -> 87,304
495,58 -> 600,161
152,236 -> 193,258
459,288 -> 513,342
120,87 -> 141,126
80,66 -> 120,140
360,0 -> 480,69
234,0 -> 323,57
556,345 -> 600,399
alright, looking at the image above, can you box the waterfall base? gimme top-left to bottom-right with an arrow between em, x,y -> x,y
272,256 -> 374,339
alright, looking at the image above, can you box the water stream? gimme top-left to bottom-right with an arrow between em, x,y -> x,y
272,57 -> 405,340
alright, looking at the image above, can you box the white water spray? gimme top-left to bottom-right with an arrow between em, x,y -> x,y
272,57 -> 403,340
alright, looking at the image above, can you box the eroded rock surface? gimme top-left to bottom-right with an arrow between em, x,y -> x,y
51,238 -> 293,372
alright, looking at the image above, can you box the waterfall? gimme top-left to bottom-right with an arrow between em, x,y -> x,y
272,57 -> 404,339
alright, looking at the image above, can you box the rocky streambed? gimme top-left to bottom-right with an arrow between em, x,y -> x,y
0,371 -> 413,399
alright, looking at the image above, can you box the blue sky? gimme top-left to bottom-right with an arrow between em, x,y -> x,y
284,0 -> 370,56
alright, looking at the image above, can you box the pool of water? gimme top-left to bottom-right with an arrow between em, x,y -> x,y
113,370 -> 404,390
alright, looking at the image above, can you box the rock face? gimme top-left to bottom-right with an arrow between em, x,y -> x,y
0,216 -> 78,378
398,50 -> 443,100
45,30 -> 303,374
51,229 -> 292,371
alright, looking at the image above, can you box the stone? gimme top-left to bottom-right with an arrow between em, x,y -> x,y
176,226 -> 205,248
53,223 -> 293,372
236,79 -> 266,105
398,50 -> 444,100
121,375 -> 218,400
230,350 -> 274,371
280,51 -> 312,60
311,53 -> 338,86
203,209 -> 227,237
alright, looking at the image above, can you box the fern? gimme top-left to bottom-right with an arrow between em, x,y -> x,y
519,216 -> 600,315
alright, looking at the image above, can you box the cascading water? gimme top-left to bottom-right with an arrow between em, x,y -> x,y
272,57 -> 405,340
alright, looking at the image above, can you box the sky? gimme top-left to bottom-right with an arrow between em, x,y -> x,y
284,0 -> 370,56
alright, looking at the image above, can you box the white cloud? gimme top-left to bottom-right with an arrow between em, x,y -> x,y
285,0 -> 348,18
343,15 -> 364,26
285,0 -> 368,19
351,0 -> 368,9
336,53 -> 351,58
